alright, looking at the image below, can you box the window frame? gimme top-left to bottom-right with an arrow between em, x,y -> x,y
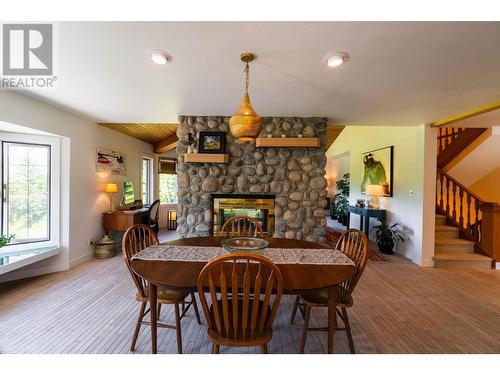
0,132 -> 60,253
141,155 -> 154,206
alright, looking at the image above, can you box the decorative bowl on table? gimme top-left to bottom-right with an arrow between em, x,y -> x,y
220,237 -> 269,254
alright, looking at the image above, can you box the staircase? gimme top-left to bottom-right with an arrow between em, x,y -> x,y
433,214 -> 492,268
434,126 -> 495,268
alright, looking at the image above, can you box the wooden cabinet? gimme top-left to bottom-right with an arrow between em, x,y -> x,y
103,208 -> 149,234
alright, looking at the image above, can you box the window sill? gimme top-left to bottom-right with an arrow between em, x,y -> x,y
0,246 -> 60,276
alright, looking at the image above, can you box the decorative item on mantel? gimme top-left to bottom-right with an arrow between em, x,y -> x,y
229,52 -> 262,141
198,131 -> 226,154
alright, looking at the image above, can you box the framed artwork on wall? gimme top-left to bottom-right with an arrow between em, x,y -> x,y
96,147 -> 127,175
361,146 -> 393,197
198,131 -> 227,154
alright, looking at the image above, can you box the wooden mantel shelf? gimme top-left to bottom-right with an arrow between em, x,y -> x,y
183,153 -> 229,163
255,137 -> 320,148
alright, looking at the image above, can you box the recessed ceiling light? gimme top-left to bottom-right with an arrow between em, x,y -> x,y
150,50 -> 172,65
325,52 -> 350,68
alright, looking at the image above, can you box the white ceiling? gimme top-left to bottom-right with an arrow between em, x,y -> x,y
25,22 -> 500,125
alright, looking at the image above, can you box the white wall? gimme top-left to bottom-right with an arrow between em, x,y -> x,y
0,91 -> 153,281
326,125 -> 436,266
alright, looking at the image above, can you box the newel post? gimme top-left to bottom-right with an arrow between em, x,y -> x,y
480,202 -> 500,267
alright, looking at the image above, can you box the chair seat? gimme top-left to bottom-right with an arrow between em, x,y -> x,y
207,299 -> 273,346
299,286 -> 353,308
136,286 -> 189,303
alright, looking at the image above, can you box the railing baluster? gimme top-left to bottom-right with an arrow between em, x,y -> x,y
452,183 -> 457,223
445,177 -> 451,215
459,187 -> 464,229
466,194 -> 472,232
439,172 -> 444,209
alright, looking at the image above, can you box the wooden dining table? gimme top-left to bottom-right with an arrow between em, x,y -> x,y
131,236 -> 355,354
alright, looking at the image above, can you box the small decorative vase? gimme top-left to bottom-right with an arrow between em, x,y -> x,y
298,134 -> 303,138
267,133 -> 272,138
187,145 -> 193,154
281,134 -> 287,138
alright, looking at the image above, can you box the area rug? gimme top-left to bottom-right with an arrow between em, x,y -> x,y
325,227 -> 392,262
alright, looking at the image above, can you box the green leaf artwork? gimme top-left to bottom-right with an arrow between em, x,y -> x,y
361,146 -> 393,197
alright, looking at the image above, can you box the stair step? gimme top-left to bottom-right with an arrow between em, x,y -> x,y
435,225 -> 460,238
435,215 -> 447,226
433,251 -> 492,269
435,237 -> 475,253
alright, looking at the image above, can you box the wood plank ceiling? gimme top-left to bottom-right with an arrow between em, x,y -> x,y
99,123 -> 178,144
99,123 -> 343,154
326,125 -> 345,150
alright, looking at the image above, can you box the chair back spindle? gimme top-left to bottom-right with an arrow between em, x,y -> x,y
334,229 -> 368,303
122,224 -> 159,299
220,216 -> 264,238
197,253 -> 283,342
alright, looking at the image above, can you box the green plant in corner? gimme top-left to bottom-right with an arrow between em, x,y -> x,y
371,218 -> 404,254
0,234 -> 15,248
334,173 -> 350,226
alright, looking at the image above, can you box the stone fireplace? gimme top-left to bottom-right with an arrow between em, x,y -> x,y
175,115 -> 328,244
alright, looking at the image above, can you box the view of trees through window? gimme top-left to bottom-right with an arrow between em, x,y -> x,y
3,143 -> 50,244
159,174 -> 177,204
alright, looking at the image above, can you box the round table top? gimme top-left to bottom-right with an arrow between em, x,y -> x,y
131,236 -> 354,292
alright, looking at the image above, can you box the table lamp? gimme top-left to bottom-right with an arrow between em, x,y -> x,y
365,184 -> 385,209
105,183 -> 118,213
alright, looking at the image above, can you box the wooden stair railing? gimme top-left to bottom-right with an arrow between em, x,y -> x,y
436,169 -> 499,265
436,127 -> 487,168
436,168 -> 482,244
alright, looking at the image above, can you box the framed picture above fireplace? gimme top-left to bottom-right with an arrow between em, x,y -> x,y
198,131 -> 227,154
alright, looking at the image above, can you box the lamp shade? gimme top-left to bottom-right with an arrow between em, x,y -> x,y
105,183 -> 118,193
366,184 -> 385,196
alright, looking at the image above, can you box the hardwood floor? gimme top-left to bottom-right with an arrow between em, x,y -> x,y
1,249 -> 500,354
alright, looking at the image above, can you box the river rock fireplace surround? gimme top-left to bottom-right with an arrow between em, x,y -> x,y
175,115 -> 328,244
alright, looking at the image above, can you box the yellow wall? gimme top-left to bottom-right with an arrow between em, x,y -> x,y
469,166 -> 500,202
327,125 -> 437,266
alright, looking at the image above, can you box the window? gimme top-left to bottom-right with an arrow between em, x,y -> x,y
2,142 -> 50,244
141,157 -> 153,205
159,174 -> 177,204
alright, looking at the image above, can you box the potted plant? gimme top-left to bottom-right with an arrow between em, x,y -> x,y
371,218 -> 404,254
334,173 -> 350,226
0,234 -> 15,248
329,199 -> 337,219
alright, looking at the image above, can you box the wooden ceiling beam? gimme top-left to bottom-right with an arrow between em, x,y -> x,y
153,133 -> 179,154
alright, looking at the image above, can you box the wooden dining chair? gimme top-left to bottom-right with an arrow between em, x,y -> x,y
220,216 -> 264,238
289,228 -> 368,353
197,253 -> 283,354
122,224 -> 201,354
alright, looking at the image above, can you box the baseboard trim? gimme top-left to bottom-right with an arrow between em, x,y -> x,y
421,258 -> 435,268
69,250 -> 95,268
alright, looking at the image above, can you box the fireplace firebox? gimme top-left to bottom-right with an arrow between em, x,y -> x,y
212,194 -> 275,236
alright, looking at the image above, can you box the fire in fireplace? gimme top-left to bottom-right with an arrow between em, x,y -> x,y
212,194 -> 275,236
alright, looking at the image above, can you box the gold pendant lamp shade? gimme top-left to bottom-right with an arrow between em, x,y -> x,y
229,52 -> 262,141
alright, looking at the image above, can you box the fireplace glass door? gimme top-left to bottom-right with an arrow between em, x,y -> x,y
212,195 -> 275,237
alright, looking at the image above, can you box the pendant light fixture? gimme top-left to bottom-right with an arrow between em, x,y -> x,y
229,52 -> 262,141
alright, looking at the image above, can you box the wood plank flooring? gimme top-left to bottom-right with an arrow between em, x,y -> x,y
1,248 -> 500,354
